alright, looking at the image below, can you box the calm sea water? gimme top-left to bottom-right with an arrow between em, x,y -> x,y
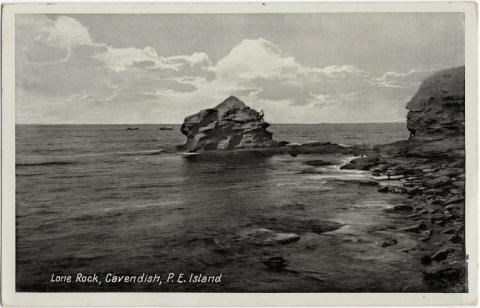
17,123 -> 430,292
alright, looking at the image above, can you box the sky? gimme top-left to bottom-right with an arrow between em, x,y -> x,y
16,13 -> 464,124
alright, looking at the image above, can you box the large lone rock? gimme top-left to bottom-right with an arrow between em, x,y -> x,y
179,96 -> 276,152
406,66 -> 465,157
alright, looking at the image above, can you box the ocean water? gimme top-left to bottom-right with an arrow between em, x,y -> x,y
16,123 -> 431,292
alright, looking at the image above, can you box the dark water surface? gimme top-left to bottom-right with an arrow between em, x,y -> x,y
16,124 -> 430,292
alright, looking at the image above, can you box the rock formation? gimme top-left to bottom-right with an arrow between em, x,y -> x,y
340,65 -> 466,291
179,96 -> 276,152
406,66 -> 465,157
179,96 -> 361,156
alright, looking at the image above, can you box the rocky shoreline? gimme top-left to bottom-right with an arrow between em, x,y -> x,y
177,66 -> 466,291
320,66 -> 466,291
214,142 -> 466,291
339,142 -> 466,291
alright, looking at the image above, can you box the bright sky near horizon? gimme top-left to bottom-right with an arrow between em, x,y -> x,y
16,13 -> 464,124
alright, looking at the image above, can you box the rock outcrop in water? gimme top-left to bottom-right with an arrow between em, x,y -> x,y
179,96 -> 364,157
406,66 -> 465,157
179,96 -> 276,152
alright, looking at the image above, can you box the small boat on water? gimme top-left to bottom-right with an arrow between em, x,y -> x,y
126,127 -> 139,130
159,126 -> 173,131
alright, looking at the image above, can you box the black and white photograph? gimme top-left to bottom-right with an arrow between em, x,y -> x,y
2,2 -> 478,305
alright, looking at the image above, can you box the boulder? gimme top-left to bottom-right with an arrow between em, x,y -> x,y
406,187 -> 423,196
420,229 -> 433,242
401,222 -> 427,233
179,96 -> 276,152
432,248 -> 455,262
340,155 -> 381,170
449,234 -> 463,244
442,228 -> 456,234
381,238 -> 398,248
240,228 -> 300,246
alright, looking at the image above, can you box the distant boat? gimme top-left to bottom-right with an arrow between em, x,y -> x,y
126,127 -> 139,130
159,126 -> 173,131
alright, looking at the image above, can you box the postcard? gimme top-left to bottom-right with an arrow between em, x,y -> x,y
1,2 -> 477,306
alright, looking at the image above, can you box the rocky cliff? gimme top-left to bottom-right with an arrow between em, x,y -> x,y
341,66 -> 466,291
179,96 -> 276,152
406,66 -> 465,157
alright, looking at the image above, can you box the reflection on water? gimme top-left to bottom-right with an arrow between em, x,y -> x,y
15,124 -> 428,292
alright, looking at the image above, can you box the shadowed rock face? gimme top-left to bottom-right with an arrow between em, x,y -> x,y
407,66 -> 464,136
406,66 -> 465,157
180,96 -> 276,152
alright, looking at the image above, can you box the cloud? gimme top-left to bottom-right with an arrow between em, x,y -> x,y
307,65 -> 368,80
167,52 -> 212,67
93,46 -> 175,72
307,93 -> 340,109
93,47 -> 211,73
16,15 -> 210,108
16,16 -> 440,124
46,16 -> 94,48
214,38 -> 299,80
213,39 -> 367,83
370,68 -> 438,88
16,15 -> 94,66
206,38 -> 370,106
16,15 -> 93,49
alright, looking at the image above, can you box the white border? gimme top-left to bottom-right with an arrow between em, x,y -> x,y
2,2 -> 478,306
